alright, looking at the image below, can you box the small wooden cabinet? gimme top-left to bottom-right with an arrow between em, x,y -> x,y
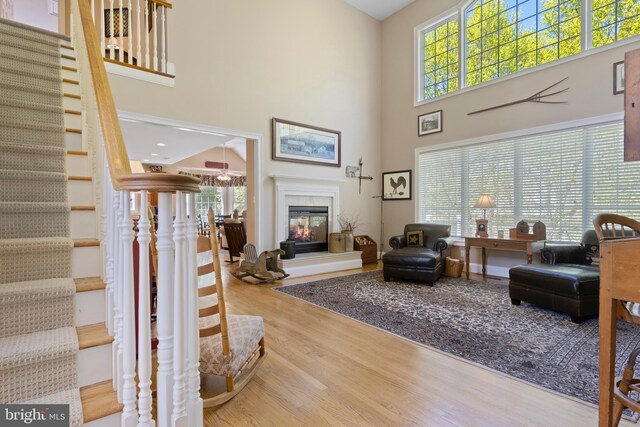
354,235 -> 377,265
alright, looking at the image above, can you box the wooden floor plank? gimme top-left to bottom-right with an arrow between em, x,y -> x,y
202,262 -> 632,427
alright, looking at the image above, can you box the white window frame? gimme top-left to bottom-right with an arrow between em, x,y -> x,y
414,0 -> 640,105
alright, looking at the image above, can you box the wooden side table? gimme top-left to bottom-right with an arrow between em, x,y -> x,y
464,236 -> 541,279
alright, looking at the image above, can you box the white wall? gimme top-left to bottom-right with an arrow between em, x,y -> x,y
13,0 -> 57,32
381,0 -> 640,273
107,0 -> 382,251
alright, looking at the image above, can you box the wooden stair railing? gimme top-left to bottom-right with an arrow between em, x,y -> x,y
71,1 -> 203,426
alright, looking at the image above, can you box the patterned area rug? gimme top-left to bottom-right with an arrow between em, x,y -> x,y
276,271 -> 640,418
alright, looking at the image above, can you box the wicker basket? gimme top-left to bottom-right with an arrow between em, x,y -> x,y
444,257 -> 464,278
354,235 -> 377,265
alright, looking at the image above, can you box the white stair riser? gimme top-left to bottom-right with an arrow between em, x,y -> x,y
83,412 -> 120,427
63,96 -> 81,111
64,113 -> 82,130
61,68 -> 77,79
66,154 -> 89,176
68,179 -> 93,205
75,289 -> 105,326
65,131 -> 83,151
70,210 -> 96,239
63,81 -> 80,94
72,245 -> 100,279
60,56 -> 76,68
78,343 -> 112,388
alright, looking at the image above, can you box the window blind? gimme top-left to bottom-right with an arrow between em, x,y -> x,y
417,120 -> 640,241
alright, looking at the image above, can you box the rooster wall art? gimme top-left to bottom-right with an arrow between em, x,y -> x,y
389,176 -> 406,195
382,170 -> 412,200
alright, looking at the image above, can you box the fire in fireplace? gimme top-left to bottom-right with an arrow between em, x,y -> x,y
288,206 -> 328,253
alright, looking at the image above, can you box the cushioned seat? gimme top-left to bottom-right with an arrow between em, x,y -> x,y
509,264 -> 599,323
382,247 -> 440,268
382,223 -> 453,285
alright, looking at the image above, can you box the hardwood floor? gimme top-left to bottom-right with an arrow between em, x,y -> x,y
204,261 -> 629,427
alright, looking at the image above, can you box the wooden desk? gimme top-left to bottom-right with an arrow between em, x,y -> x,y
464,236 -> 540,279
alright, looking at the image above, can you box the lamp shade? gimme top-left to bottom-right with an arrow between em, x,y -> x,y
474,194 -> 496,209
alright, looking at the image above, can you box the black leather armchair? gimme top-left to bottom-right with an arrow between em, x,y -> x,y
382,223 -> 454,285
540,230 -> 599,265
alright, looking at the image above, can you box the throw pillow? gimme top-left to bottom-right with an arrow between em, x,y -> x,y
406,230 -> 424,247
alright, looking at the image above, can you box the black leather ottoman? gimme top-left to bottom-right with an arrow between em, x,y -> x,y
382,247 -> 442,285
509,264 -> 599,323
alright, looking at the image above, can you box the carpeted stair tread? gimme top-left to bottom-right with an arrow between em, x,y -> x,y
0,43 -> 59,65
0,23 -> 61,48
23,388 -> 83,427
0,142 -> 65,172
0,237 -> 73,284
0,170 -> 67,203
0,327 -> 78,370
0,278 -> 75,338
0,118 -> 65,133
0,97 -> 63,115
1,31 -> 60,55
0,202 -> 70,238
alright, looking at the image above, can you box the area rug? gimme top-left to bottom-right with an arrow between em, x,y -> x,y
276,271 -> 640,418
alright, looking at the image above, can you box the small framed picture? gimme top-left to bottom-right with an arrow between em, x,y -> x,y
418,110 -> 443,136
614,61 -> 625,95
382,170 -> 412,201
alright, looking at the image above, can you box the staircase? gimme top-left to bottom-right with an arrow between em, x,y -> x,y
0,18 -> 121,426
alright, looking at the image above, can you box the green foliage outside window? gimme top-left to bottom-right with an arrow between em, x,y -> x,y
465,0 -> 581,87
592,0 -> 640,47
423,18 -> 459,100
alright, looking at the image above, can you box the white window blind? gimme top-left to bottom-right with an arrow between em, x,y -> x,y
417,120 -> 640,241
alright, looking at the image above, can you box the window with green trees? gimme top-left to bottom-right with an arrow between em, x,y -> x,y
422,16 -> 459,99
417,0 -> 640,101
465,0 -> 581,86
592,0 -> 640,47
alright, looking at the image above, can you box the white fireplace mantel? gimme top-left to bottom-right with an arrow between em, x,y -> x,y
270,175 -> 342,248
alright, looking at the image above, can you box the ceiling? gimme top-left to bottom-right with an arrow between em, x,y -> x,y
120,119 -> 245,165
343,0 -> 415,20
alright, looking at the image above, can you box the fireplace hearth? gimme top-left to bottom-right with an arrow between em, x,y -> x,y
288,206 -> 328,253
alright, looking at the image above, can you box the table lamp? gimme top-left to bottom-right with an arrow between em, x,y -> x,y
474,194 -> 496,237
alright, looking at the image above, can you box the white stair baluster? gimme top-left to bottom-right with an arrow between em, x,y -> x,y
172,192 -> 188,427
161,6 -> 166,73
118,3 -> 123,62
120,190 -> 137,427
137,191 -> 155,427
109,0 -> 114,59
127,0 -> 133,64
186,193 -> 203,425
114,188 -> 123,399
136,0 -> 141,66
103,162 -> 114,335
156,192 -> 175,427
144,0 -> 149,68
152,3 -> 157,71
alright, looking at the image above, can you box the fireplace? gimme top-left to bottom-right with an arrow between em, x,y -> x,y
288,206 -> 328,253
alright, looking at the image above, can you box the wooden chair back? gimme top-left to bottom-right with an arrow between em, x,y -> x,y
223,221 -> 247,263
593,213 -> 640,323
197,208 -> 230,357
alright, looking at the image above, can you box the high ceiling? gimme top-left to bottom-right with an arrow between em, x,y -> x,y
342,0 -> 414,20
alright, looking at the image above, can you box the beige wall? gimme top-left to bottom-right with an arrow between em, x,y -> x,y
381,0 -> 640,248
162,146 -> 246,175
108,0 -> 382,250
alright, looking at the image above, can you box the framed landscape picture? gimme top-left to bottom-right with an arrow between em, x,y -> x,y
382,170 -> 412,201
418,110 -> 442,136
272,118 -> 341,167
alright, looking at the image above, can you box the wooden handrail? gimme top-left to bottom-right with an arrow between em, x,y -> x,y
149,0 -> 173,9
74,0 -> 198,193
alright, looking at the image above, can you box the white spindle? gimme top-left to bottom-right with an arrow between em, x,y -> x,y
103,163 -> 114,336
109,0 -> 115,59
137,191 -> 155,427
161,6 -> 166,73
172,192 -> 188,426
113,188 -> 123,398
156,192 -> 175,427
152,3 -> 158,71
186,194 -> 203,425
127,0 -> 132,64
144,0 -> 149,68
118,3 -> 123,63
100,0 -> 106,58
136,0 -> 141,66
120,191 -> 137,427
